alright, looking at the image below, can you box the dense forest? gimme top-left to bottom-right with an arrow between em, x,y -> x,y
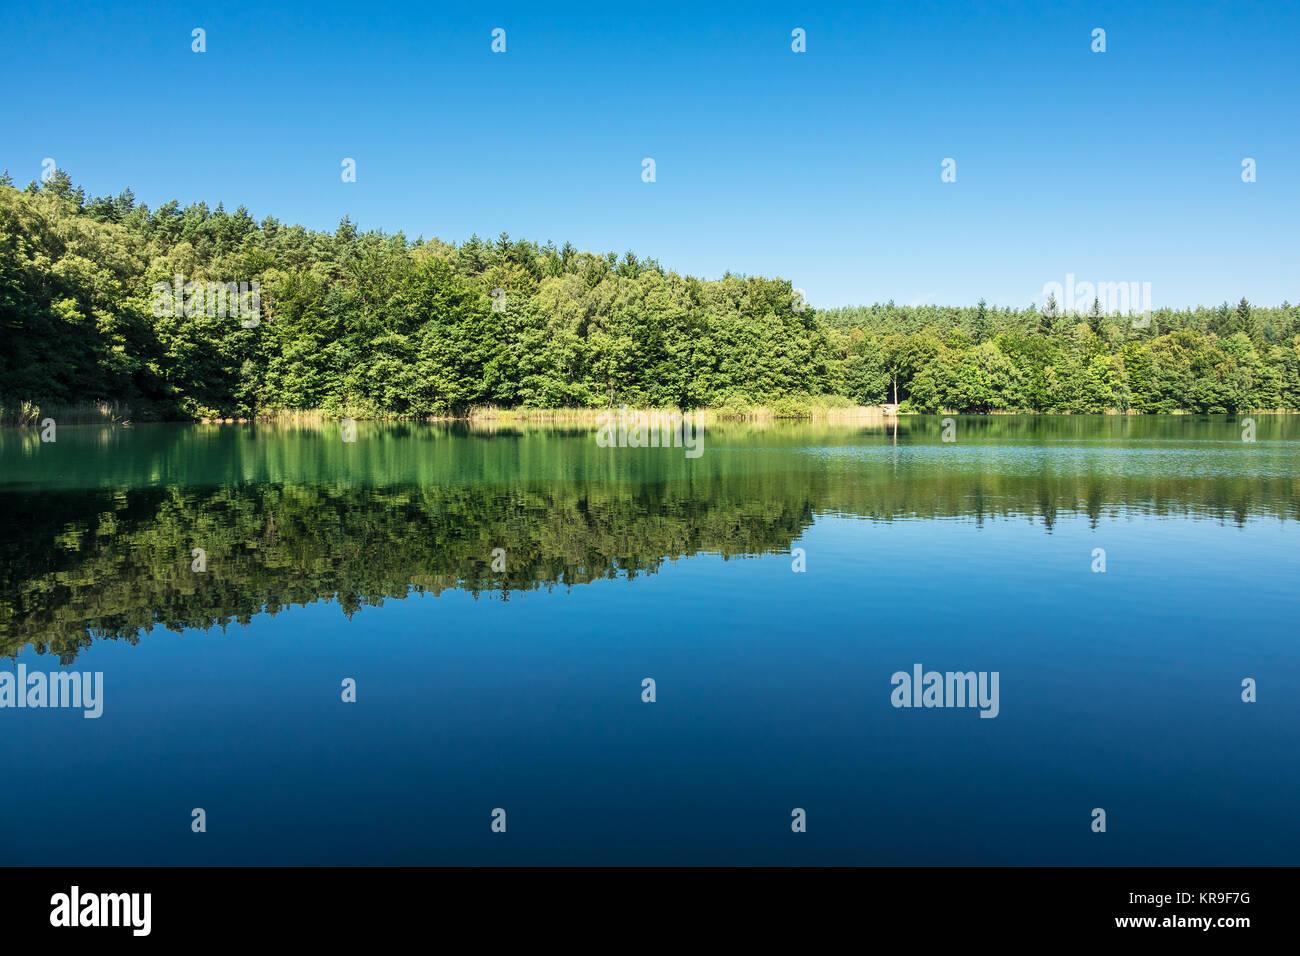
3,171 -> 1299,420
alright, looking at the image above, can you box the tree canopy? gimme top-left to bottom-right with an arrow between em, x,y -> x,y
3,174 -> 1298,419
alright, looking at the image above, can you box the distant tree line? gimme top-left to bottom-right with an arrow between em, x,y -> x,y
3,171 -> 1298,419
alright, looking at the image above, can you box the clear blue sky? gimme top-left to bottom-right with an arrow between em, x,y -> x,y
2,0 -> 1295,309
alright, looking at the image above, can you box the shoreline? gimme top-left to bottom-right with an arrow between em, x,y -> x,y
4,401 -> 1299,428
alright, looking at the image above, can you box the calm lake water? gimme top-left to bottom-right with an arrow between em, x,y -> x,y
2,415 -> 1297,865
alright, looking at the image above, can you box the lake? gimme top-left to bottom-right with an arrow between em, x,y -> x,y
1,415 -> 1297,864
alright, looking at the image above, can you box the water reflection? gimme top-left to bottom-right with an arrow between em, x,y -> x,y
2,416 -> 1297,660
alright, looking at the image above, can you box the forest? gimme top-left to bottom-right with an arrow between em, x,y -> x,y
3,171 -> 1299,420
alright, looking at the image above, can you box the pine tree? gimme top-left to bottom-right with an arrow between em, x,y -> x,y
1236,297 -> 1252,338
1088,297 -> 1103,335
1040,293 -> 1059,335
44,168 -> 74,199
972,298 -> 989,344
